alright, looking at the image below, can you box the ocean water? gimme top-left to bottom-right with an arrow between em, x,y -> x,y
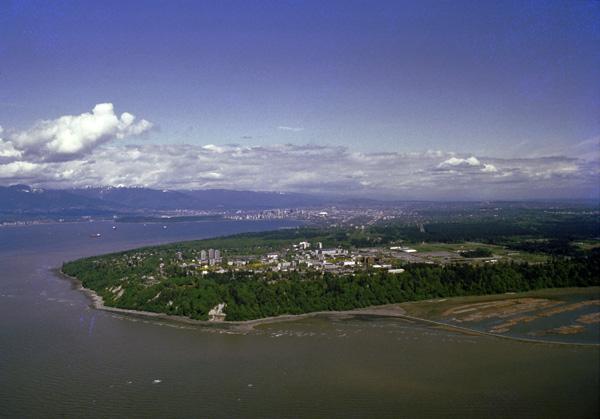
0,221 -> 598,418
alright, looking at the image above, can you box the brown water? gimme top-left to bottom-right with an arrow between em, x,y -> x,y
1,222 -> 598,418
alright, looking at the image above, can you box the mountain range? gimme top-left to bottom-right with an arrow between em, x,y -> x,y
0,184 -> 330,219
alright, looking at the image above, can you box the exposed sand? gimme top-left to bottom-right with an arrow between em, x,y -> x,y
442,298 -> 562,323
577,312 -> 600,325
545,325 -> 585,335
537,300 -> 600,317
438,296 -> 600,335
488,300 -> 600,333
490,315 -> 539,334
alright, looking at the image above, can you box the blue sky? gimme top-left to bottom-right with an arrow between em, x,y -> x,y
0,0 -> 598,199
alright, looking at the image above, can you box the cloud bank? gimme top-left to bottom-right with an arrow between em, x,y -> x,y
0,105 -> 598,200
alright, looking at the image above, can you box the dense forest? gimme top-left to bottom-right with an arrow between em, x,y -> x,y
63,250 -> 600,321
107,212 -> 599,258
370,215 -> 600,245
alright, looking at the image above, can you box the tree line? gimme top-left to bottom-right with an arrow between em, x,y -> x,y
63,250 -> 599,321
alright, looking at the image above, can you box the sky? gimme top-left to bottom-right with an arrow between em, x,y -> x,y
0,0 -> 598,199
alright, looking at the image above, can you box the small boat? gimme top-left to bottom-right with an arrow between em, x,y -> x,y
90,233 -> 101,238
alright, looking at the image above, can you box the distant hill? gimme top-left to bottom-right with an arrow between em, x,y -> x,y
71,187 -> 202,211
0,185 -> 123,214
0,185 -> 329,219
71,187 -> 327,210
183,189 -> 326,209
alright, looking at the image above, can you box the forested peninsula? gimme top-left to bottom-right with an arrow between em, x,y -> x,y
62,219 -> 600,322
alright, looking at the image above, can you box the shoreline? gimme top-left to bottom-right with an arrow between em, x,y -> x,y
56,268 -> 415,330
56,268 -> 600,346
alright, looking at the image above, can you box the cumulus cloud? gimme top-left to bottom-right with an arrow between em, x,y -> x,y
0,161 -> 39,178
438,156 -> 480,168
437,156 -> 503,174
481,163 -> 498,173
3,103 -> 152,161
0,126 -> 23,162
0,140 -> 22,160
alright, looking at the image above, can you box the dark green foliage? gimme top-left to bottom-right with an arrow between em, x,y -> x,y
462,248 -> 494,258
63,251 -> 600,322
507,239 -> 582,256
372,216 -> 600,244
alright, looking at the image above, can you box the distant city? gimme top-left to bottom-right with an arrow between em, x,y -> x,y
2,184 -> 597,228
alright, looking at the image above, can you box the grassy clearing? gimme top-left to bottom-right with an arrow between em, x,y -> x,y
576,240 -> 600,251
410,241 -> 550,263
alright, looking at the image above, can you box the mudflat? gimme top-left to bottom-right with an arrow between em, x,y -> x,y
398,287 -> 600,343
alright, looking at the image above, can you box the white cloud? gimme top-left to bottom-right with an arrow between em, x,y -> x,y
277,126 -> 304,132
481,163 -> 498,173
6,103 -> 152,161
0,139 -> 22,160
202,144 -> 227,153
0,126 -> 23,162
437,156 -> 502,175
438,156 -> 481,168
0,161 -> 39,177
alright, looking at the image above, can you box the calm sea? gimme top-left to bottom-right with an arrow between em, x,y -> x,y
0,221 -> 598,418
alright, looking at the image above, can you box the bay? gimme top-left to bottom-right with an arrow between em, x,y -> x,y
0,221 -> 598,418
